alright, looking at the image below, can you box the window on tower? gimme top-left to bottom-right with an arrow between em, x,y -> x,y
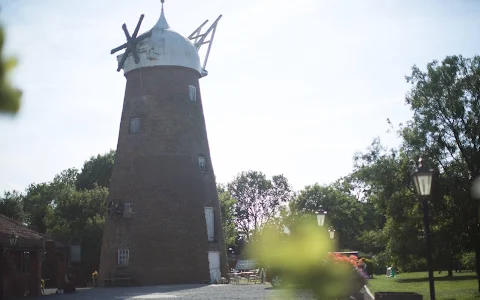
130,118 -> 140,134
204,207 -> 215,242
198,155 -> 207,171
188,85 -> 197,102
123,203 -> 133,218
117,249 -> 129,265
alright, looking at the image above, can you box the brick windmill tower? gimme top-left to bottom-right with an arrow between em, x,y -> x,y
98,1 -> 228,286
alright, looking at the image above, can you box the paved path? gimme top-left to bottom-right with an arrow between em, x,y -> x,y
36,284 -> 373,300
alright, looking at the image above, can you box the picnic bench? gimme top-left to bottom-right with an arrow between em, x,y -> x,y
104,271 -> 133,287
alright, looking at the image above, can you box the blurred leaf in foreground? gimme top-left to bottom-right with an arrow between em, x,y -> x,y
0,24 -> 22,114
248,217 -> 367,299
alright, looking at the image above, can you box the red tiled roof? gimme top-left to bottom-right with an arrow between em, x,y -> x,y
0,214 -> 43,248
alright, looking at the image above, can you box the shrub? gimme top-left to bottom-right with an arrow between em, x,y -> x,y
401,257 -> 427,273
372,252 -> 389,275
361,258 -> 375,276
461,252 -> 476,271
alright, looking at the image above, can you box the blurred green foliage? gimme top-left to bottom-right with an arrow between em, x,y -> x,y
0,23 -> 21,114
248,217 -> 365,299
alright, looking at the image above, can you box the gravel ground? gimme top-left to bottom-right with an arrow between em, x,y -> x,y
35,284 -> 373,300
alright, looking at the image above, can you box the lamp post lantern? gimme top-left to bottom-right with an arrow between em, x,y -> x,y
9,232 -> 18,247
328,228 -> 335,239
316,206 -> 327,227
412,157 -> 435,300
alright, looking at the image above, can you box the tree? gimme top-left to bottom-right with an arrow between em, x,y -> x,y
217,185 -> 237,247
400,55 -> 480,288
291,183 -> 366,251
0,151 -> 113,275
22,182 -> 56,233
76,150 -> 115,190
0,190 -> 24,221
227,171 -> 294,241
45,184 -> 108,273
21,168 -> 79,233
0,23 -> 21,114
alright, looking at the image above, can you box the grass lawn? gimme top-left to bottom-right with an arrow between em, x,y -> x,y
368,271 -> 480,300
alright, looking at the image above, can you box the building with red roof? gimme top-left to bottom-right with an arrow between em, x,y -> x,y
0,214 -> 68,299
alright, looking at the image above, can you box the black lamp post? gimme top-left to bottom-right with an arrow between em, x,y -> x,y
9,232 -> 18,247
228,247 -> 235,257
328,227 -> 335,239
316,206 -> 327,227
411,158 -> 435,300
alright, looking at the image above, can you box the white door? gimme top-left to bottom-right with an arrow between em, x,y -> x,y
208,251 -> 221,283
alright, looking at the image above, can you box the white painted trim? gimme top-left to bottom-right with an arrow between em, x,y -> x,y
363,285 -> 374,300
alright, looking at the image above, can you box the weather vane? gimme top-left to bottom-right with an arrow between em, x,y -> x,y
111,14 -> 152,72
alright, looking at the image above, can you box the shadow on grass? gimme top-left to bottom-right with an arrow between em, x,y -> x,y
441,293 -> 480,300
396,275 -> 477,283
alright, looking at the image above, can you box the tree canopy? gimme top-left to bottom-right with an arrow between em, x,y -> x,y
227,171 -> 294,241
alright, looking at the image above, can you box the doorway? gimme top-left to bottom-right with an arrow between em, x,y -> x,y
207,251 -> 221,283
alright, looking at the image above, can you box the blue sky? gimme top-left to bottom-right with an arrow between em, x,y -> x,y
1,0 -> 479,193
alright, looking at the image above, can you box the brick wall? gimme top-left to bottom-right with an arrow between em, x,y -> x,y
99,66 -> 228,285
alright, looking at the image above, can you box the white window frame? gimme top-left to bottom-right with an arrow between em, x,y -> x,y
204,207 -> 215,242
188,85 -> 197,102
118,249 -> 129,266
198,155 -> 207,171
130,118 -> 140,134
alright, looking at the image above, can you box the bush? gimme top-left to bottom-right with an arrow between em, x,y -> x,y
362,258 -> 375,276
372,252 -> 389,275
401,257 -> 427,273
461,252 -> 476,271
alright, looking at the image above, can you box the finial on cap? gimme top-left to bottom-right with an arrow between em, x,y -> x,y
155,0 -> 170,29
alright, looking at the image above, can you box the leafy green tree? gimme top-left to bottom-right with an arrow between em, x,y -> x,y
353,137 -> 467,274
227,171 -> 294,241
291,183 -> 365,251
52,168 -> 79,188
399,55 -> 480,287
217,185 -> 237,246
352,139 -> 422,263
0,24 -> 21,114
356,229 -> 388,256
22,168 -> 79,233
45,184 -> 108,272
0,190 -> 24,221
76,150 -> 115,190
22,182 -> 56,233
